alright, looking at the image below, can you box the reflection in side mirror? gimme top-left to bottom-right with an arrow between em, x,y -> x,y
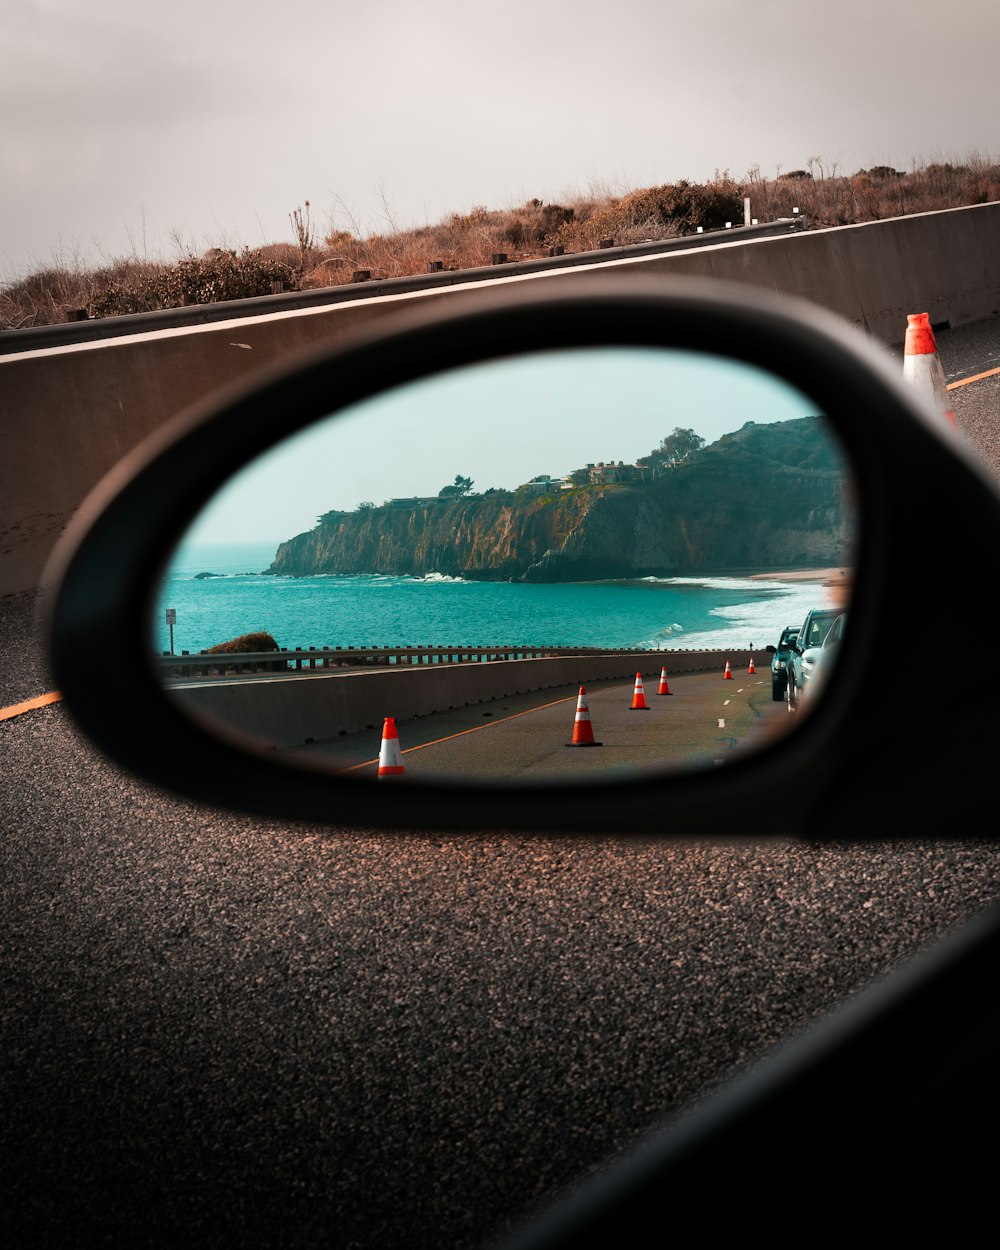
153,347 -> 856,783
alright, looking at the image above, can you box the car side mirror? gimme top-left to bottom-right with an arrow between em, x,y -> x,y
45,277 -> 1000,838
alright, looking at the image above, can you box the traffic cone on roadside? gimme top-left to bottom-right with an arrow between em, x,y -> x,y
748,656 -> 756,674
377,716 -> 405,778
657,666 -> 673,695
903,312 -> 955,425
723,661 -> 733,680
629,672 -> 650,710
566,686 -> 602,747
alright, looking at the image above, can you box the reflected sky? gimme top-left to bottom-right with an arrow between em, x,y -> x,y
183,348 -> 818,544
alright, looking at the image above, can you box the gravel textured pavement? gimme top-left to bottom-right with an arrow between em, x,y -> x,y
2,317 -> 1000,1249
4,724 -> 999,1249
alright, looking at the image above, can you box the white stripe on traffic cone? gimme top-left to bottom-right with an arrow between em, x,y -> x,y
630,672 -> 650,710
566,685 -> 602,747
377,717 -> 405,778
903,312 -> 955,425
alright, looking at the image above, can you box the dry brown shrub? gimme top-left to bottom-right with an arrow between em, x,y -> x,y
553,176 -> 746,250
6,160 -> 998,326
0,267 -> 89,327
204,631 -> 279,654
256,242 -> 300,267
87,250 -> 297,316
751,157 -> 1000,227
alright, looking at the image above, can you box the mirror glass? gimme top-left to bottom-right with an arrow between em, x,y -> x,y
153,348 -> 856,782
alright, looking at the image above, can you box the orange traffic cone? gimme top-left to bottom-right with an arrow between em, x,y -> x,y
903,312 -> 955,425
377,716 -> 405,778
657,666 -> 673,695
630,672 -> 650,710
723,661 -> 733,680
566,685 -> 602,747
748,656 -> 755,674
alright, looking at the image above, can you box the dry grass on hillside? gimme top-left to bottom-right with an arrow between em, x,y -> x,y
3,157 -> 999,330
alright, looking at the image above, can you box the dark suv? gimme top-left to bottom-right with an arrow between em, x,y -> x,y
769,626 -> 800,700
787,607 -> 842,707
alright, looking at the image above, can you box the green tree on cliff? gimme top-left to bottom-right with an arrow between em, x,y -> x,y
639,427 -> 706,469
438,474 -> 474,498
661,428 -> 705,463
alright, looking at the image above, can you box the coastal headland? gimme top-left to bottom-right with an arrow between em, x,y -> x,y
268,417 -> 852,583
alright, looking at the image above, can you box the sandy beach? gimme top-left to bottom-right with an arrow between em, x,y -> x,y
752,567 -> 852,611
750,567 -> 850,588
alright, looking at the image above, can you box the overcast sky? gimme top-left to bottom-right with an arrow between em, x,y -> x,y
3,0 -> 998,281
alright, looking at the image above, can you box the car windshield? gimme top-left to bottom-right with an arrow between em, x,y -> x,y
807,616 -> 837,647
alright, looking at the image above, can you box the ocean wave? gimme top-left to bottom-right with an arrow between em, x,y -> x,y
663,575 -> 809,592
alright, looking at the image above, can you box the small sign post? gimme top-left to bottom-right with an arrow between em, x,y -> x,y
165,608 -> 176,656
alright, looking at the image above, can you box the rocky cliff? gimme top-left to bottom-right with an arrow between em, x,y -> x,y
267,418 -> 852,581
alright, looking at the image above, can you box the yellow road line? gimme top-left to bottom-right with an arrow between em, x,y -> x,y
947,366 -> 1000,390
336,692 -> 589,773
0,691 -> 63,722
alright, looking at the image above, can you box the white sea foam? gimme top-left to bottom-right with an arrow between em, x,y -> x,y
664,575 -> 797,591
680,580 -> 841,649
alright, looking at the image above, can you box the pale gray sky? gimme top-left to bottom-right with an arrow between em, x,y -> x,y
3,0 -> 998,280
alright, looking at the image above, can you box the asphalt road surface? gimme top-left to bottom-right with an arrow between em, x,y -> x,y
290,669 -> 789,780
3,317 -> 1000,1249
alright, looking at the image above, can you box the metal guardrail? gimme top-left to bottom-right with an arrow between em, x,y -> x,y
1,218 -> 806,356
157,641 -> 713,680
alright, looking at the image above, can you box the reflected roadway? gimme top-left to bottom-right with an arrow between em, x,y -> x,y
292,668 -> 789,780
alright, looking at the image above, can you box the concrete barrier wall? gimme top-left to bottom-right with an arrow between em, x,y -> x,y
4,202 -> 999,594
623,204 -> 1000,341
172,650 -> 747,750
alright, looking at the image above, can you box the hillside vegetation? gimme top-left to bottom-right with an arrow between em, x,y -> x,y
3,157 -> 998,329
268,417 -> 852,582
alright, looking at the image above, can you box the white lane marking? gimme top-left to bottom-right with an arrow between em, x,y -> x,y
4,240 -> 769,363
718,718 -> 726,728
723,699 -> 731,706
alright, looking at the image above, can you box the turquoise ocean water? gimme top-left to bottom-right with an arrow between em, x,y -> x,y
154,541 -> 842,656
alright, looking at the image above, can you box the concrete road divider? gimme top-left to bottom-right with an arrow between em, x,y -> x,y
169,651 -> 741,750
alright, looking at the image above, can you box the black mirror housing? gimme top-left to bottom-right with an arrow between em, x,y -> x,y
45,277 -> 1000,838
